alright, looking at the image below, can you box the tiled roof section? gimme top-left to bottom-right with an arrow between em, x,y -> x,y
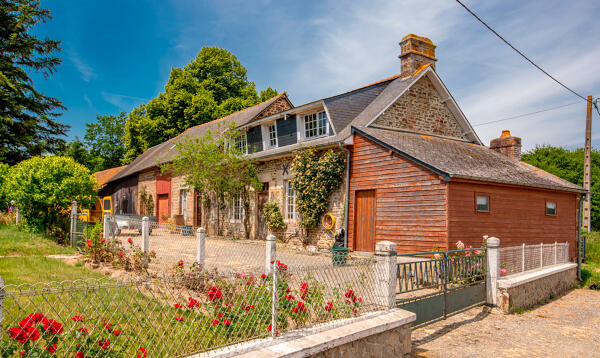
107,94 -> 291,183
93,165 -> 127,188
356,127 -> 585,193
324,77 -> 395,132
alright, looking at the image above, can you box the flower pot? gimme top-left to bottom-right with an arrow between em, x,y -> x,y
331,247 -> 348,266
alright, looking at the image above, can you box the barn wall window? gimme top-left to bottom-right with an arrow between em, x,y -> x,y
546,201 -> 557,216
475,194 -> 489,213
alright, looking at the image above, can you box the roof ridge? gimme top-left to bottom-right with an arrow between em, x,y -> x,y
324,73 -> 402,101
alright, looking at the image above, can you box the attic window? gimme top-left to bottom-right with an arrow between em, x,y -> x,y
268,124 -> 277,147
546,201 -> 557,216
304,112 -> 328,139
475,195 -> 489,213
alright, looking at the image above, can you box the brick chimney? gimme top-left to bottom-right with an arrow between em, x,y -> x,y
399,34 -> 437,78
490,130 -> 522,161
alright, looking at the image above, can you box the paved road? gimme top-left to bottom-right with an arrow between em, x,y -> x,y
411,289 -> 600,357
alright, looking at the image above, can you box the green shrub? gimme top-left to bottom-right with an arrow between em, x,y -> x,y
263,202 -> 286,231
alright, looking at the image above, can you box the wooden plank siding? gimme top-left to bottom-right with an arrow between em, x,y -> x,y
447,180 -> 579,259
348,133 -> 448,253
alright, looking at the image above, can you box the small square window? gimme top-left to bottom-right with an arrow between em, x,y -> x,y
476,195 -> 489,212
546,201 -> 556,216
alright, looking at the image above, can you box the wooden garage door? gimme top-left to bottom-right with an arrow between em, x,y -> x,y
354,190 -> 376,252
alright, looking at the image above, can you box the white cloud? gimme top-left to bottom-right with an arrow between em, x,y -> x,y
70,51 -> 97,82
101,92 -> 149,111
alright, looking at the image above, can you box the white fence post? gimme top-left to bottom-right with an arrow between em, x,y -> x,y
375,241 -> 397,309
266,234 -> 276,275
521,243 -> 525,272
196,227 -> 206,269
70,201 -> 77,247
103,215 -> 110,241
540,243 -> 544,267
486,237 -> 500,306
141,217 -> 150,268
15,207 -> 20,225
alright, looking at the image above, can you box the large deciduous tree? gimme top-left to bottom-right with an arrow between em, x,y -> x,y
522,145 -> 600,230
0,0 -> 68,165
123,47 -> 277,163
84,112 -> 126,171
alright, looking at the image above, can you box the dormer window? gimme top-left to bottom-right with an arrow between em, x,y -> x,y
233,133 -> 247,154
303,112 -> 328,139
268,123 -> 277,148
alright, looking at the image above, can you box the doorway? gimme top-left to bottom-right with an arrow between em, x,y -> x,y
257,182 -> 269,240
354,189 -> 376,252
157,194 -> 169,223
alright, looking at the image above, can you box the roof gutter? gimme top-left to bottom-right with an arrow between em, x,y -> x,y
450,175 -> 587,194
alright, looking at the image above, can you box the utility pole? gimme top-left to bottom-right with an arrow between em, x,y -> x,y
583,95 -> 593,232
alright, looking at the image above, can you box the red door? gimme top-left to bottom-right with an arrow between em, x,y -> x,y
157,194 -> 169,223
354,190 -> 376,252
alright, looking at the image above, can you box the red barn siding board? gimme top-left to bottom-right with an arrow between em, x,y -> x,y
348,133 -> 448,253
448,181 -> 578,259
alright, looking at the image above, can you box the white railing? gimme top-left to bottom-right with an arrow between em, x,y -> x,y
499,242 -> 569,276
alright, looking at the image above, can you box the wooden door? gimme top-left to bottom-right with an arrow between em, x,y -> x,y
157,194 -> 169,223
354,190 -> 376,252
257,192 -> 269,240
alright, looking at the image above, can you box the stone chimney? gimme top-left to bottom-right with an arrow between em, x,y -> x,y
399,34 -> 437,78
490,130 -> 522,161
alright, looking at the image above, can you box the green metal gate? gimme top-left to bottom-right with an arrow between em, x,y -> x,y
396,248 -> 487,328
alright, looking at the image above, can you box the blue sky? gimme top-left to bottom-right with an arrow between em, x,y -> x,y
33,0 -> 600,150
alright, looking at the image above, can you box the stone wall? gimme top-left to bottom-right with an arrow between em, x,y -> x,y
138,169 -> 157,216
496,264 -> 577,313
256,96 -> 293,120
372,76 -> 466,140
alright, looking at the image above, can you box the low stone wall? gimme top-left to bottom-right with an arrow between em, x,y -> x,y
203,309 -> 415,358
496,263 -> 577,313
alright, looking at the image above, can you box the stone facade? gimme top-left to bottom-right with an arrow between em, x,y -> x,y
490,130 -> 522,161
496,264 -> 577,313
372,76 -> 467,140
170,174 -> 196,226
312,324 -> 411,358
255,96 -> 293,121
138,169 -> 157,216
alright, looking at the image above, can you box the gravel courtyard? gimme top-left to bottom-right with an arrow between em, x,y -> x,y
411,289 -> 600,357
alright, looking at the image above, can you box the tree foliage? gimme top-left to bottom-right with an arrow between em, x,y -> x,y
83,112 -> 126,171
291,148 -> 346,228
3,156 -> 96,239
522,145 -> 600,230
123,47 -> 277,163
0,0 -> 68,165
163,123 -> 262,237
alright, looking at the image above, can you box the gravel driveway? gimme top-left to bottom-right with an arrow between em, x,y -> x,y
411,289 -> 600,357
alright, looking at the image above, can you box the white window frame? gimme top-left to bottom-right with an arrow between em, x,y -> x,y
233,133 -> 248,154
232,195 -> 244,221
179,189 -> 188,222
268,123 -> 278,148
299,111 -> 329,141
285,180 -> 298,221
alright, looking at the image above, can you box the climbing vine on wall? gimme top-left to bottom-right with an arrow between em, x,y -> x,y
291,148 -> 345,228
263,202 -> 286,231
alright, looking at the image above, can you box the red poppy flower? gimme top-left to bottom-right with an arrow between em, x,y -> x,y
42,318 -> 63,335
100,232 -> 104,237
260,274 -> 266,279
324,302 -> 333,311
174,317 -> 184,322
344,289 -> 354,298
217,313 -> 223,318
137,347 -> 148,358
209,319 -> 219,325
352,308 -> 358,314
98,338 -> 110,349
100,238 -> 106,243
223,318 -> 231,325
103,322 -> 112,327
75,352 -> 85,358
78,327 -> 88,334
267,324 -> 279,336
118,252 -> 124,257
113,330 -> 122,336
207,287 -> 222,301
174,303 -> 182,309
187,297 -> 199,307
19,313 -> 45,327
177,260 -> 184,266
86,240 -> 92,247
292,301 -> 306,314
8,325 -> 40,344
71,315 -> 84,322
45,343 -> 58,353
127,237 -> 133,244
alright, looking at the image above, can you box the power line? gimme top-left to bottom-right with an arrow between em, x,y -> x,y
472,100 -> 584,127
455,0 -> 588,101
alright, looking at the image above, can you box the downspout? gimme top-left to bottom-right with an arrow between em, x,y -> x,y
338,142 -> 350,248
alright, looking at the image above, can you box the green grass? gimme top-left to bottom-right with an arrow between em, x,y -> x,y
582,232 -> 600,289
0,256 -> 102,285
0,225 -> 74,256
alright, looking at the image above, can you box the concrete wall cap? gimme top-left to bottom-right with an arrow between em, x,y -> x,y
486,236 -> 500,247
375,241 -> 397,253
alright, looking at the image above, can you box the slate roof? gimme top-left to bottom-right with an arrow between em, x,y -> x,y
354,127 -> 585,193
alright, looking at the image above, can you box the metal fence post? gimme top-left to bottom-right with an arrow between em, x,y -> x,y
486,237 -> 500,306
521,243 -> 525,272
540,243 -> 544,267
375,241 -> 397,309
141,217 -> 150,268
70,201 -> 77,247
196,227 -> 206,269
266,234 -> 276,275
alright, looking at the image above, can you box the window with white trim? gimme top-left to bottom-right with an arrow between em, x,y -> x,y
285,181 -> 297,220
303,112 -> 328,139
268,124 -> 277,148
546,201 -> 556,216
233,133 -> 247,154
179,189 -> 188,221
233,195 -> 243,221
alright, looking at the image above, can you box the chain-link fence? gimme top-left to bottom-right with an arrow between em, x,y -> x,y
499,242 -> 569,276
0,260 -> 384,357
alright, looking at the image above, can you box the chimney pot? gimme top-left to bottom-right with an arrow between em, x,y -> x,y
399,34 -> 437,78
490,130 -> 522,161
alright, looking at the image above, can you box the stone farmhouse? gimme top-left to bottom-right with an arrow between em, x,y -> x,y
100,34 -> 585,257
